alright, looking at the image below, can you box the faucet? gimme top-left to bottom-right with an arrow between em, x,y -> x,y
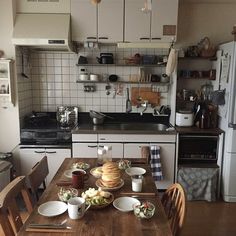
139,100 -> 149,116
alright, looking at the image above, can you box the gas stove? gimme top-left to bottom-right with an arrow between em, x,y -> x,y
20,112 -> 76,145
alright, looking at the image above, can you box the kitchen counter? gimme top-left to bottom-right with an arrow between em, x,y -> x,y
175,126 -> 224,135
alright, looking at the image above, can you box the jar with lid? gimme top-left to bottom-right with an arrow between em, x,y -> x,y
97,146 -> 112,165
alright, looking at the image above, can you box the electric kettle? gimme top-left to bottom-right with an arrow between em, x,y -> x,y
96,53 -> 114,64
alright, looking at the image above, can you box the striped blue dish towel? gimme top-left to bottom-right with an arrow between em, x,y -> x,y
150,145 -> 163,183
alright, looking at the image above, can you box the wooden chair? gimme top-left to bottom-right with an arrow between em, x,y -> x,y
0,176 -> 34,236
161,183 -> 186,236
27,155 -> 49,201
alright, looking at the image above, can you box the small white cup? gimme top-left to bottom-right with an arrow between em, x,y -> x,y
67,197 -> 90,220
131,175 -> 143,192
90,74 -> 99,81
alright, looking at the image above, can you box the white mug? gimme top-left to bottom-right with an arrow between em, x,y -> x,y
90,74 -> 99,81
67,197 -> 90,220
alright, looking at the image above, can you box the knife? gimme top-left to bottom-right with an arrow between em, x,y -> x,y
28,223 -> 72,229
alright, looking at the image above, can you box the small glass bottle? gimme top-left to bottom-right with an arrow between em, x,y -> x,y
97,147 -> 106,166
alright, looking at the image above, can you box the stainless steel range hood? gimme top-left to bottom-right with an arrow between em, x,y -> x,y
12,13 -> 74,52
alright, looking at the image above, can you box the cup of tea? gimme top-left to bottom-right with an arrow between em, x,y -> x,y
68,197 -> 90,220
72,170 -> 88,189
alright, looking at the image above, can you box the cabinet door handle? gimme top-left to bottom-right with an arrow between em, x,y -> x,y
87,36 -> 97,39
99,138 -> 106,141
34,151 -> 45,154
140,37 -> 150,40
46,151 -> 57,154
98,37 -> 109,40
88,145 -> 97,148
98,145 -> 104,148
151,37 -> 161,40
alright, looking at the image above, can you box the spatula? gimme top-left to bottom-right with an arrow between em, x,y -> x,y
126,88 -> 132,113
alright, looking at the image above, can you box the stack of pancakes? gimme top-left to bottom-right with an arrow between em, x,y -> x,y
101,161 -> 121,188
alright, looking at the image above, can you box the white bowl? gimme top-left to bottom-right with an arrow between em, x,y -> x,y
113,197 -> 140,212
125,167 -> 146,176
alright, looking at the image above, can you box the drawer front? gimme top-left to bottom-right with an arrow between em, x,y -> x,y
98,134 -> 176,142
72,134 -> 97,142
124,143 -> 148,159
72,143 -> 98,158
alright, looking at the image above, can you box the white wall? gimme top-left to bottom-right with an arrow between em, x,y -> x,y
177,1 -> 236,48
0,0 -> 20,152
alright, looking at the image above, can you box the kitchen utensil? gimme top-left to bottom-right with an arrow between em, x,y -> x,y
96,53 -> 114,64
78,56 -> 88,64
67,197 -> 91,220
90,74 -> 99,81
176,111 -> 194,127
108,74 -> 118,82
38,201 -> 68,217
56,106 -> 78,127
126,88 -> 132,113
125,167 -> 146,176
113,197 -> 140,212
21,53 -> 28,79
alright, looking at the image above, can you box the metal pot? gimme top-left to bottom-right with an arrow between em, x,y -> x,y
92,117 -> 104,125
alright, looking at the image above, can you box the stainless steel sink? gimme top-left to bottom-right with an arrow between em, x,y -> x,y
120,123 -> 170,131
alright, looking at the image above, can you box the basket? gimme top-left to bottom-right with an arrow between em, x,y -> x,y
198,37 -> 216,58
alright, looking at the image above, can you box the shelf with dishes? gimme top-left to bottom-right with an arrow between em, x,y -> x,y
76,80 -> 170,85
76,63 -> 166,67
0,59 -> 14,106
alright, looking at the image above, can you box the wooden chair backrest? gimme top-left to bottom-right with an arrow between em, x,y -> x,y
0,176 -> 33,236
27,155 -> 49,201
161,183 -> 186,236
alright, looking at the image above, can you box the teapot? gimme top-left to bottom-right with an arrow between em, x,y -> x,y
96,53 -> 114,64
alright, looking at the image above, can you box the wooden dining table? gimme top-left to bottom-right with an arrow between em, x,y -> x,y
18,158 -> 172,236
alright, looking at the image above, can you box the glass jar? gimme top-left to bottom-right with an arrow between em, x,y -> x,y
103,145 -> 112,162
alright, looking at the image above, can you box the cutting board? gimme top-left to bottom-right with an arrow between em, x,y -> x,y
131,87 -> 161,106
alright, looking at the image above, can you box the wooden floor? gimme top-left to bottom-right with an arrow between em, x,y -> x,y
181,200 -> 236,236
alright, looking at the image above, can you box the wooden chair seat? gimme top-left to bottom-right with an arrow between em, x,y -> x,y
27,155 -> 49,202
161,183 -> 186,236
0,176 -> 33,236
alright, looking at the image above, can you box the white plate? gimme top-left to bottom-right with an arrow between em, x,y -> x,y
125,167 -> 146,176
90,167 -> 103,178
38,201 -> 68,217
113,197 -> 140,212
64,169 -> 85,178
95,179 -> 124,191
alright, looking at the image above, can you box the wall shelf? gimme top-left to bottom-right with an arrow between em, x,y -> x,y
76,63 -> 166,67
76,80 -> 170,85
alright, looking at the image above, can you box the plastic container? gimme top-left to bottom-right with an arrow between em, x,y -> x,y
0,161 -> 12,191
97,146 -> 112,165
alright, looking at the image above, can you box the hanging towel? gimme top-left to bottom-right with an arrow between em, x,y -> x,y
166,48 -> 177,76
150,145 -> 163,184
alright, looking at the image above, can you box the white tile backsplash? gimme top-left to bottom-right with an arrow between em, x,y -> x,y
17,46 -> 170,115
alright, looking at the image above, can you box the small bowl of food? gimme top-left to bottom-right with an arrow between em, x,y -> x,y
72,162 -> 90,170
58,187 -> 78,202
133,201 -> 155,219
117,159 -> 131,170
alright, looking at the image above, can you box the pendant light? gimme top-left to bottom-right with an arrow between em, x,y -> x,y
91,0 -> 101,4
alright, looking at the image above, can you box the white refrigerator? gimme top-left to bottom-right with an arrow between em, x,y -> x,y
217,41 -> 236,202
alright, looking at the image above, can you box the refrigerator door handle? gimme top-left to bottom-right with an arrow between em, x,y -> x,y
228,45 -> 236,127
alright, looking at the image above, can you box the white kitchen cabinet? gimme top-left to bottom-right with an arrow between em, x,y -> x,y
124,0 -> 151,42
0,59 -> 14,106
71,0 -> 123,42
151,0 -> 178,42
124,0 -> 178,43
124,142 -> 175,189
19,147 -> 71,186
150,143 -> 175,189
73,143 -> 98,158
124,143 -> 149,158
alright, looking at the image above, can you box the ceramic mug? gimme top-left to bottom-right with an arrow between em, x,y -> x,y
90,74 -> 99,81
72,170 -> 88,189
68,197 -> 90,220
